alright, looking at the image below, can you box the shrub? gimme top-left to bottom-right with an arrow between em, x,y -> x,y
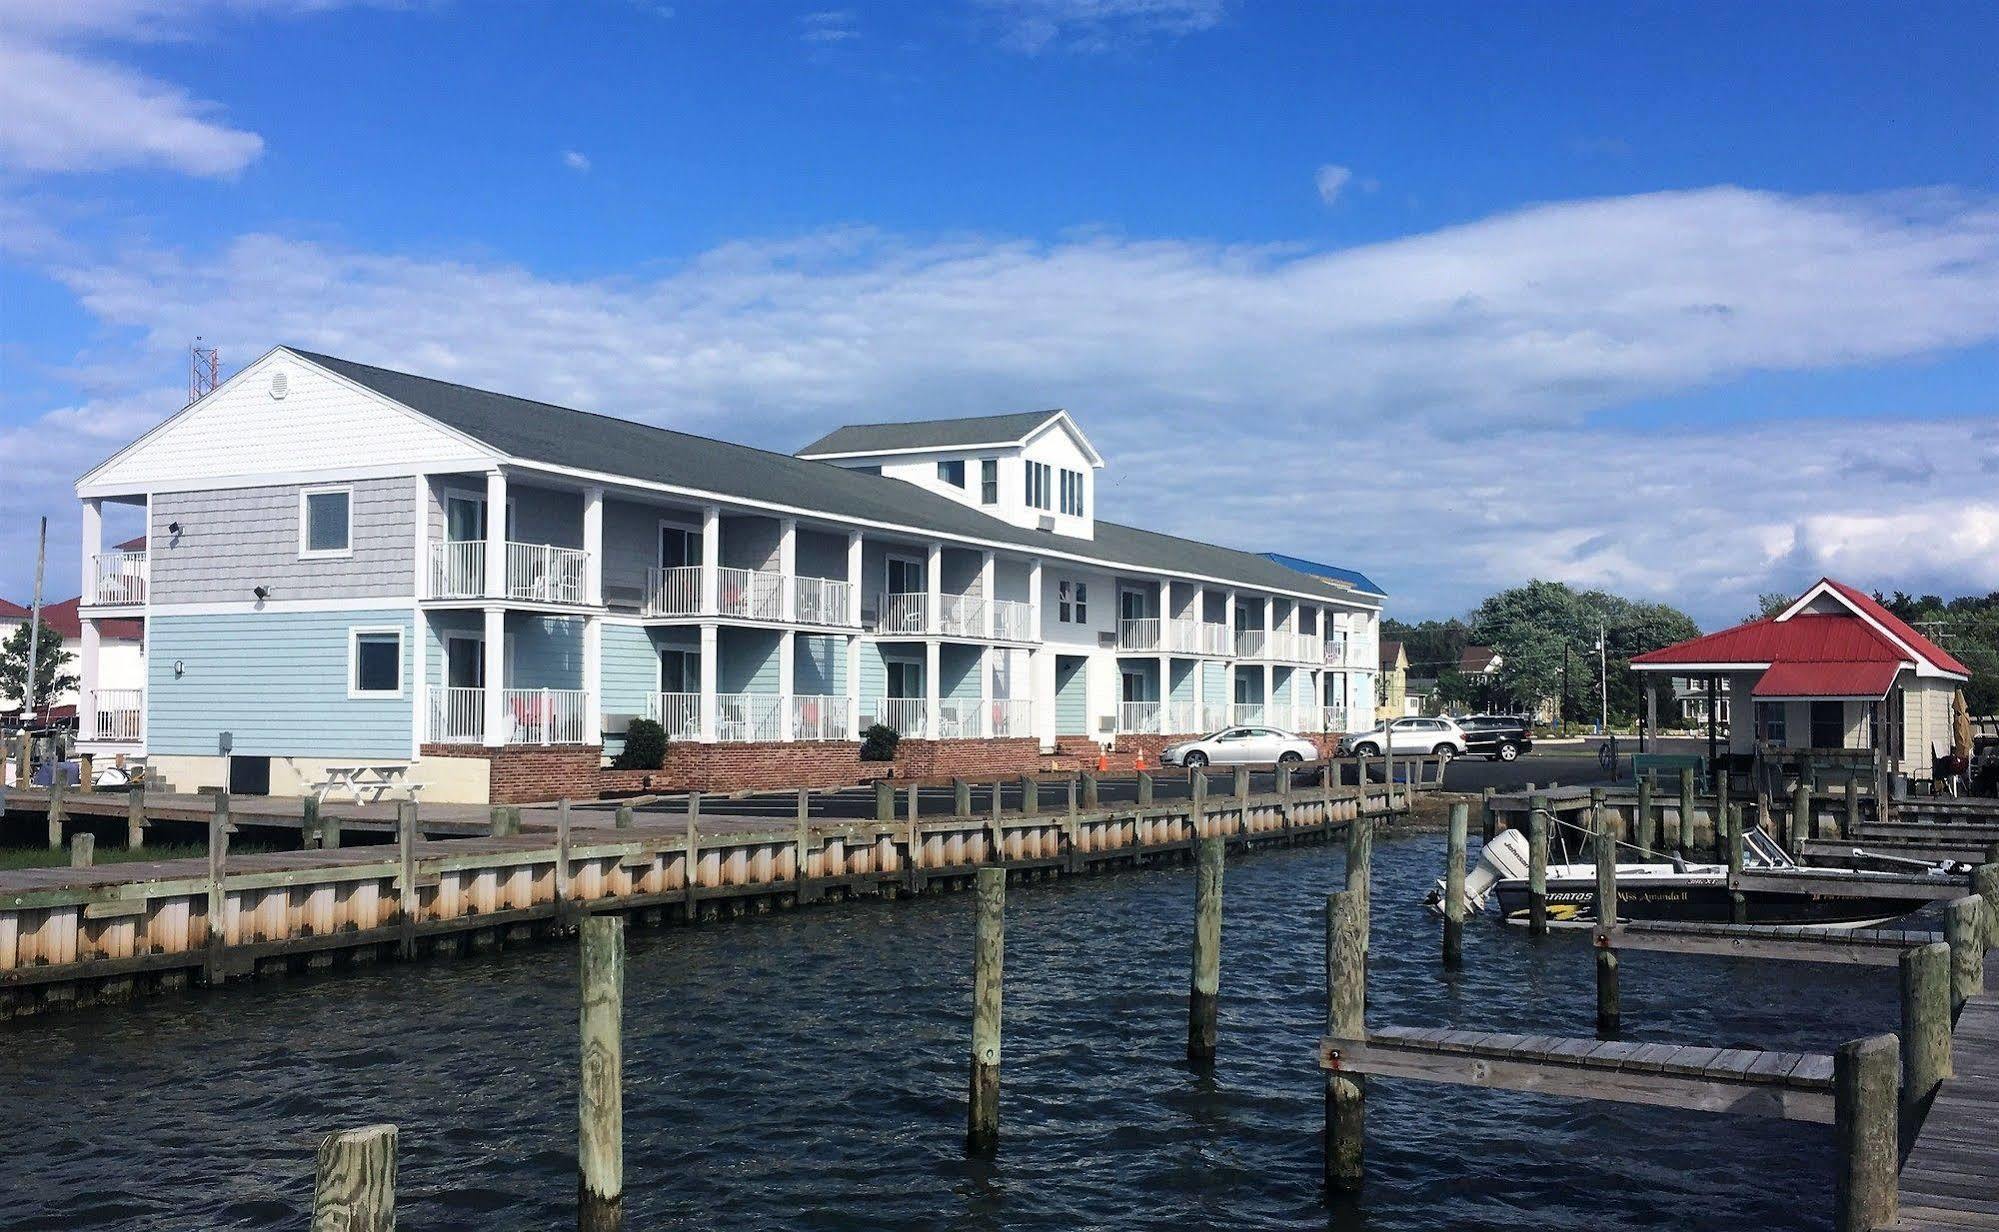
615,718 -> 667,770
859,722 -> 900,763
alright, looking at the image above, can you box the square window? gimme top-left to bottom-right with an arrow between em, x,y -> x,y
350,628 -> 403,697
302,487 -> 352,556
938,459 -> 966,487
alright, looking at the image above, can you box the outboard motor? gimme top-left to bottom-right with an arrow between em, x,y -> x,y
1428,826 -> 1530,915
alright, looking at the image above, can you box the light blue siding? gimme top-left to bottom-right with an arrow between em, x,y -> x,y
1055,655 -> 1088,735
602,623 -> 658,713
1170,659 -> 1195,704
509,485 -> 582,548
510,616 -> 584,689
795,635 -> 846,695
720,627 -> 781,694
861,641 -> 902,706
941,644 -> 981,701
425,611 -> 482,688
1202,662 -> 1226,707
148,609 -> 413,759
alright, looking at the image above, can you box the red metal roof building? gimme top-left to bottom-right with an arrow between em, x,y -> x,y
1632,578 -> 1968,775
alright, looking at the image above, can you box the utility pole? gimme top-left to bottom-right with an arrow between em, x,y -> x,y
1598,621 -> 1609,734
1561,644 -> 1571,735
24,517 -> 46,725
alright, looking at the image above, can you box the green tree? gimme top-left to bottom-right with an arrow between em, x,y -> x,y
1468,581 -> 1699,727
1380,616 -> 1471,679
1752,592 -> 1793,620
0,621 -> 77,717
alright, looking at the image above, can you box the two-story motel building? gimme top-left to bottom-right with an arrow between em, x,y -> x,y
72,347 -> 1384,801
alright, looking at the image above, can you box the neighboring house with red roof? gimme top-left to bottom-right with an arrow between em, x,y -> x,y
1631,578 -> 1969,775
0,597 -> 146,733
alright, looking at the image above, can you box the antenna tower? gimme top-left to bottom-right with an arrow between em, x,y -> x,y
189,338 -> 220,405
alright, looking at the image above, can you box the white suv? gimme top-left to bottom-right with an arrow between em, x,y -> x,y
1337,716 -> 1469,761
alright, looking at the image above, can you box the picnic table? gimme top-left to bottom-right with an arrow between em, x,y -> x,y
313,764 -> 423,806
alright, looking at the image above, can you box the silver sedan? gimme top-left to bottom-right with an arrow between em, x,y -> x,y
1159,726 -> 1320,769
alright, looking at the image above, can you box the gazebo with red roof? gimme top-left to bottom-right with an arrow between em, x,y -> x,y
1632,578 -> 1969,779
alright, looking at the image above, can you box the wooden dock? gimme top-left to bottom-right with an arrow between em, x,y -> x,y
1890,987 -> 1999,1230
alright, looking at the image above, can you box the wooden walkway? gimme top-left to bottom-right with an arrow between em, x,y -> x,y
1890,987 -> 1999,1231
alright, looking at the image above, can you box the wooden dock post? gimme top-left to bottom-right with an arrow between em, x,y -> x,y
46,776 -> 65,848
1345,807 -> 1372,906
77,753 -> 93,794
1592,788 -> 1619,1036
1323,888 -> 1365,1192
683,793 -> 701,921
1065,775 -> 1078,818
1943,895 -> 1984,1015
967,866 -> 1005,1157
954,777 -> 972,816
578,914 -> 624,1232
876,779 -> 895,822
205,792 -> 230,984
1727,804 -> 1747,925
1714,769 -> 1731,859
1900,941 -> 1951,1126
396,801 -> 419,959
1526,794 -> 1549,937
1191,769 -> 1208,839
1187,835 -> 1224,1063
126,785 -> 145,849
1633,771 -> 1653,859
301,796 -> 323,849
1136,768 -> 1153,806
1975,862 -> 1999,948
1675,766 -> 1694,852
1833,1035 -> 1898,1232
792,790 -> 818,904
1442,802 -> 1466,968
324,810 -> 344,850
1080,770 -> 1099,809
614,803 -> 634,830
70,832 -> 93,868
1019,773 -> 1039,815
11,731 -> 27,793
556,799 -> 575,905
1844,775 -> 1860,840
1791,779 -> 1811,851
1233,766 -> 1249,801
491,805 -> 519,838
311,1124 -> 397,1232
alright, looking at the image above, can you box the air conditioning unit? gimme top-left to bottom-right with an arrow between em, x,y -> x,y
1096,716 -> 1116,734
1097,631 -> 1116,648
1038,515 -> 1056,531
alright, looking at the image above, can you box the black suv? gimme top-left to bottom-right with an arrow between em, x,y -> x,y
1456,714 -> 1533,762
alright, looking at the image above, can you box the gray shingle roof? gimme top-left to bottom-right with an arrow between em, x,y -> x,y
796,410 -> 1065,458
292,349 -> 1379,603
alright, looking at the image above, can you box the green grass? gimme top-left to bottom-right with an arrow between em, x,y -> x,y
0,841 -> 285,871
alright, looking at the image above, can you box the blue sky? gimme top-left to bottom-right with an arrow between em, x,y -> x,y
2,0 -> 1996,625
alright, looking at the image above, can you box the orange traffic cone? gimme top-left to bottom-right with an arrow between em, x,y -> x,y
1135,751 -> 1148,772
1096,751 -> 1109,773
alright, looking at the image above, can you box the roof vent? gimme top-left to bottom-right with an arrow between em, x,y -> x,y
268,368 -> 290,400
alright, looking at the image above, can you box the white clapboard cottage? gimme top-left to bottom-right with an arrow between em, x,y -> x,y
72,347 -> 1384,801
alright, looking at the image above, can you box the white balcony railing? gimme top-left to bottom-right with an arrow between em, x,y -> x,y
991,598 -> 1034,641
935,698 -> 977,739
647,691 -> 702,740
427,541 -> 486,600
1230,702 -> 1266,726
713,566 -> 783,621
939,593 -> 987,638
989,698 -> 1031,737
502,687 -> 589,745
1324,637 -> 1350,667
1323,706 -> 1350,733
1197,702 -> 1231,733
1118,618 -> 1161,652
90,551 -> 148,606
645,566 -> 703,617
1118,700 -> 1161,733
1295,635 -> 1324,664
506,542 -> 590,605
790,693 -> 850,742
871,698 -> 930,738
428,686 -> 485,744
91,688 -> 143,742
1266,631 -> 1295,662
1200,623 -> 1231,656
716,691 -> 782,742
1161,700 -> 1204,734
794,576 -> 855,627
1235,629 -> 1267,659
876,592 -> 928,636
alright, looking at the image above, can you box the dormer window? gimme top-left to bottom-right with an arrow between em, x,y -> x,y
938,459 -> 966,488
1026,461 -> 1052,511
980,459 -> 998,505
1059,468 -> 1085,517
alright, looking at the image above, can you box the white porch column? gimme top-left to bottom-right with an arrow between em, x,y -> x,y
483,471 -> 508,599
846,531 -> 864,626
980,550 -> 996,637
1027,557 -> 1047,743
700,504 -> 721,615
778,630 -> 795,741
79,619 -> 101,742
482,607 -> 506,746
410,607 -> 427,755
698,623 -> 719,742
583,616 -> 602,745
925,540 -> 943,635
979,645 -> 994,737
845,634 -> 862,738
582,486 -> 604,607
79,498 -> 102,605
1027,557 -> 1043,641
779,517 -> 797,622
1158,653 -> 1171,730
925,639 -> 942,740
1224,590 -> 1238,652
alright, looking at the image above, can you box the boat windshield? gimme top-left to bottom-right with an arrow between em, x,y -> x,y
1741,828 -> 1795,869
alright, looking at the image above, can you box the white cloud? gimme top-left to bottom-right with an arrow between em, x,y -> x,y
798,9 -> 857,43
977,0 -> 1227,52
1314,163 -> 1352,206
562,149 -> 592,173
11,185 -> 1999,623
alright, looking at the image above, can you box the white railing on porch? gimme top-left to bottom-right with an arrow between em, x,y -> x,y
646,691 -> 701,739
876,592 -> 928,636
506,542 -> 589,605
1118,618 -> 1162,652
794,576 -> 854,627
991,598 -> 1034,641
90,551 -> 148,606
1323,706 -> 1350,733
644,566 -> 703,617
1235,629 -> 1266,659
934,698 -> 977,739
429,686 -> 485,744
1118,700 -> 1161,733
1199,622 -> 1231,656
91,688 -> 144,742
939,593 -> 988,638
716,691 -> 782,742
989,698 -> 1031,737
502,687 -> 589,745
1294,635 -> 1324,664
716,567 -> 785,621
1324,637 -> 1350,667
871,698 -> 930,738
1266,631 -> 1295,662
790,694 -> 850,741
427,541 -> 486,600
1230,702 -> 1266,726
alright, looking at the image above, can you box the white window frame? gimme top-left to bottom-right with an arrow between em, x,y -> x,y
1073,580 -> 1088,623
441,632 -> 486,689
657,517 -> 703,569
348,625 -> 405,699
300,485 -> 355,559
885,551 -> 925,596
1058,579 -> 1073,623
980,458 -> 999,505
1060,468 -> 1085,517
1026,461 -> 1052,511
937,458 -> 966,488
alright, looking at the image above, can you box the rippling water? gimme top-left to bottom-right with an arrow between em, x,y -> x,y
1,832 -> 1893,1230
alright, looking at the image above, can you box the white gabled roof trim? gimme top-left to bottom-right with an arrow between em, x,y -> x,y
1775,579 -> 1967,682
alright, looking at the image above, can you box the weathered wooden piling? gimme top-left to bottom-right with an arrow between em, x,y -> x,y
491,804 -> 520,838
1591,789 -> 1619,1036
1323,888 -> 1365,1192
876,779 -> 895,822
614,803 -> 634,829
1019,773 -> 1039,815
967,866 -> 1005,1156
77,754 -> 94,794
683,793 -> 701,919
1944,895 -> 1984,1015
1633,771 -> 1653,859
206,792 -> 230,983
70,832 -> 93,868
1136,769 -> 1153,806
1833,1034 -> 1898,1232
1844,775 -> 1860,840
1900,941 -> 1950,1126
794,791 -> 817,904
1233,766 -> 1249,800
1676,766 -> 1694,851
125,785 -> 145,849
1442,803 -> 1467,968
1791,779 -> 1811,851
301,796 -> 323,849
578,914 -> 624,1232
1190,769 -> 1208,837
1526,795 -> 1549,936
311,1124 -> 397,1232
46,777 -> 65,848
397,801 -> 418,960
953,777 -> 972,816
1080,771 -> 1099,809
1726,804 -> 1747,925
1976,862 -> 1999,948
1187,835 -> 1224,1063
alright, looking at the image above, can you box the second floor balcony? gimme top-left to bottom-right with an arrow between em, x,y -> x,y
427,541 -> 591,605
89,550 -> 148,606
873,592 -> 1035,640
637,565 -> 858,625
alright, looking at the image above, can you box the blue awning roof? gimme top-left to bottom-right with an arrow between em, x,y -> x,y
1257,552 -> 1386,599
